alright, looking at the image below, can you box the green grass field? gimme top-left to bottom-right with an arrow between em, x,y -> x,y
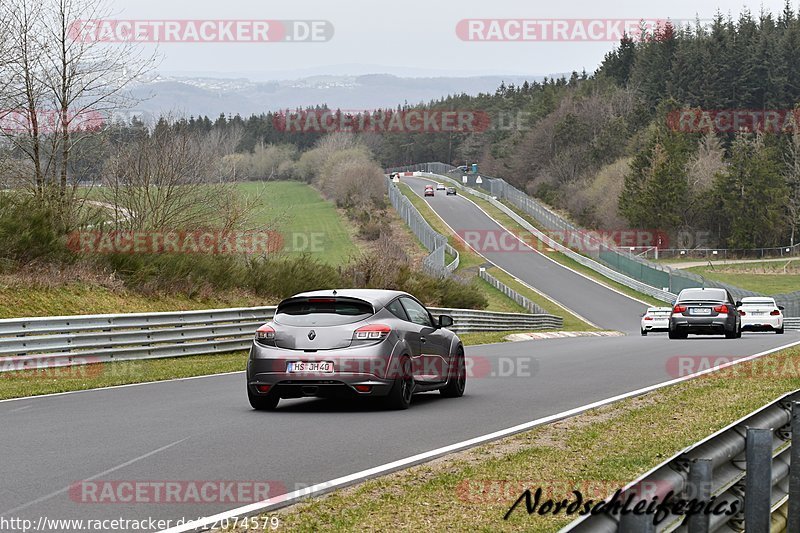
82,181 -> 360,266
238,181 -> 360,266
686,260 -> 800,294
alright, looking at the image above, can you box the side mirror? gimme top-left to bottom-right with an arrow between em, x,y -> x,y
735,301 -> 742,307
438,315 -> 454,328
779,305 -> 785,311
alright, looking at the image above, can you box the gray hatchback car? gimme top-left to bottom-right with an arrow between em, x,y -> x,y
668,288 -> 742,339
247,289 -> 466,410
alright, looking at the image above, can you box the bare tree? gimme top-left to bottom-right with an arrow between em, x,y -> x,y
0,0 -> 157,199
0,0 -> 48,194
41,0 -> 157,194
102,126 -> 260,233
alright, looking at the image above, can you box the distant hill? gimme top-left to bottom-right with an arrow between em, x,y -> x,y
128,73 -> 546,119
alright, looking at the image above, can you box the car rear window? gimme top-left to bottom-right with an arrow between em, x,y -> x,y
742,299 -> 775,306
678,289 -> 727,302
274,298 -> 373,326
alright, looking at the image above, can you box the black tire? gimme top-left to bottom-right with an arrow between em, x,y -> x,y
248,387 -> 279,411
777,326 -> 785,334
641,329 -> 647,336
725,324 -> 740,339
385,356 -> 414,410
440,348 -> 466,398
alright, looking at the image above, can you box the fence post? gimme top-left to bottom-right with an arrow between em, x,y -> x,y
744,427 -> 773,533
789,402 -> 800,532
687,459 -> 712,533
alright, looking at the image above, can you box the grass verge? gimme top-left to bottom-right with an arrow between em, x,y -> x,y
686,260 -> 800,294
0,282 -> 264,319
238,344 -> 800,532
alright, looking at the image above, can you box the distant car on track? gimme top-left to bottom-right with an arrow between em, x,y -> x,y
668,288 -> 742,339
640,307 -> 672,335
739,296 -> 784,334
424,185 -> 435,197
446,187 -> 457,196
247,289 -> 466,411
436,183 -> 446,191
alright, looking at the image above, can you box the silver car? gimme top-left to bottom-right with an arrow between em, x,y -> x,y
247,289 -> 466,410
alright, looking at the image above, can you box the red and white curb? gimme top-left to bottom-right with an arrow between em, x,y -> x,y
505,331 -> 625,341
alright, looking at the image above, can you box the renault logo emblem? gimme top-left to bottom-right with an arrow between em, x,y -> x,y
308,330 -> 316,341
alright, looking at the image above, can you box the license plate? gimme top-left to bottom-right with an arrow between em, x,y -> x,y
690,308 -> 712,315
751,312 -> 765,316
287,361 -> 334,373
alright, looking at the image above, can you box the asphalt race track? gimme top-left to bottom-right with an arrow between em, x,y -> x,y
1,178 -> 798,532
402,175 -> 646,332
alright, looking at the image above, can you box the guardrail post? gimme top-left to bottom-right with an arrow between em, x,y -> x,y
619,509 -> 655,533
789,402 -> 800,533
687,459 -> 712,533
745,427 -> 773,533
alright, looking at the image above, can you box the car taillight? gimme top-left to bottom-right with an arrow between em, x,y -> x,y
644,316 -> 653,321
354,324 -> 391,340
673,305 -> 687,314
255,325 -> 275,342
713,305 -> 729,314
739,310 -> 746,316
771,310 -> 781,316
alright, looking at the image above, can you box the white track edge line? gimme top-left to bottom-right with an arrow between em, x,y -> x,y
158,338 -> 800,533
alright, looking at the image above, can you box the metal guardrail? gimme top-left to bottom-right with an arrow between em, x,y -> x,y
386,177 -> 458,278
0,305 -> 563,371
411,170 -> 677,305
563,389 -> 800,532
432,307 -> 562,332
479,269 -> 550,315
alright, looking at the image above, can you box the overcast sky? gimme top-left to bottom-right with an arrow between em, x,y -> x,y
108,0 -> 791,79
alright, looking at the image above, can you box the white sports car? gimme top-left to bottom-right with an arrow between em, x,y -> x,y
640,307 -> 673,335
739,297 -> 784,334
